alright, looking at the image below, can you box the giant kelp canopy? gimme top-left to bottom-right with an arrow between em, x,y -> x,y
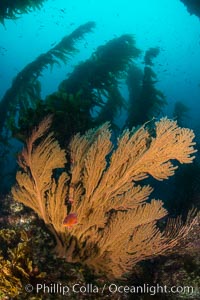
9,33 -> 141,145
0,0 -> 46,24
0,21 -> 95,137
59,34 -> 140,94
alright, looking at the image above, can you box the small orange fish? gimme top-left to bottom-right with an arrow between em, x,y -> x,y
63,213 -> 78,228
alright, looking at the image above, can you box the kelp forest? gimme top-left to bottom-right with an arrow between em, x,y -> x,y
0,1 -> 200,299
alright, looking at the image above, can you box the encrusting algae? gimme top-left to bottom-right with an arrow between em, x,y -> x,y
0,229 -> 45,298
11,115 -> 199,279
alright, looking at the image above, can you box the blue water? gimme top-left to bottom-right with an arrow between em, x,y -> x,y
0,0 -> 200,130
